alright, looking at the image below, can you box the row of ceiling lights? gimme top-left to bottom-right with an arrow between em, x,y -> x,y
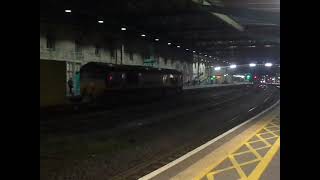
212,63 -> 274,71
64,9 -> 275,64
63,8 -> 231,63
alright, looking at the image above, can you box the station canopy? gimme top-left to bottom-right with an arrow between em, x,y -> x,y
40,0 -> 280,65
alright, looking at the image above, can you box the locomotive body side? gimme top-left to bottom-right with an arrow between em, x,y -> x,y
80,62 -> 183,101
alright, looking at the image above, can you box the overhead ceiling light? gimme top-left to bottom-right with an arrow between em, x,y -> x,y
186,48 -> 189,51
98,20 -> 104,24
265,63 -> 273,67
141,34 -> 146,37
204,54 -> 207,56
249,63 -> 256,67
265,45 -> 272,47
214,67 -> 221,71
168,42 -> 171,45
155,38 -> 159,41
209,56 -> 212,58
193,50 -> 196,53
121,27 -> 127,31
65,9 -> 72,13
177,45 -> 180,48
230,64 -> 237,68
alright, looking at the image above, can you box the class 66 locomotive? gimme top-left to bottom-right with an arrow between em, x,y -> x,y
80,62 -> 183,103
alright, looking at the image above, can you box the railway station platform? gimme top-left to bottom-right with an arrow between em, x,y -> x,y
40,82 -> 252,117
139,101 -> 280,180
183,82 -> 251,90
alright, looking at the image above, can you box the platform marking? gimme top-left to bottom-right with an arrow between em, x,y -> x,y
138,101 -> 279,180
193,118 -> 280,180
248,107 -> 256,112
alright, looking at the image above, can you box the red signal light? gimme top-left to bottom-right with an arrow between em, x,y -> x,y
107,74 -> 113,81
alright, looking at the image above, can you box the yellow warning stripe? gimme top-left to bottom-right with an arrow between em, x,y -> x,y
193,118 -> 280,180
247,138 -> 280,180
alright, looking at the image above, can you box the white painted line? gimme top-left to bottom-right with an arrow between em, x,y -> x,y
229,115 -> 239,122
138,100 -> 280,180
264,97 -> 271,102
248,107 -> 256,112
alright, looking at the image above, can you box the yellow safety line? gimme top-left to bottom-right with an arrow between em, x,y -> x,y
238,159 -> 260,167
263,127 -> 279,137
253,146 -> 273,152
258,130 -> 278,136
193,119 -> 272,180
244,143 -> 263,160
233,150 -> 253,156
206,172 -> 215,180
213,166 -> 235,174
247,138 -> 280,180
193,117 -> 280,180
267,122 -> 279,127
229,155 -> 248,179
254,135 -> 272,148
247,136 -> 277,144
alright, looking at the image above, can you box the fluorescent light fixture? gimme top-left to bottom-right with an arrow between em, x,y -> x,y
193,50 -> 196,53
141,34 -> 146,37
98,20 -> 104,23
249,63 -> 256,67
155,38 -> 159,41
230,64 -> 237,68
186,48 -> 189,51
233,75 -> 245,78
265,63 -> 273,67
214,67 -> 221,71
121,27 -> 126,31
168,42 -> 171,45
65,9 -> 72,13
177,45 -> 180,48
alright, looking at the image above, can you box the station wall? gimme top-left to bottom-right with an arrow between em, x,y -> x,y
40,22 -> 197,83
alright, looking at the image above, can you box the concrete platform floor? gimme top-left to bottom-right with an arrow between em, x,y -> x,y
139,102 -> 280,180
